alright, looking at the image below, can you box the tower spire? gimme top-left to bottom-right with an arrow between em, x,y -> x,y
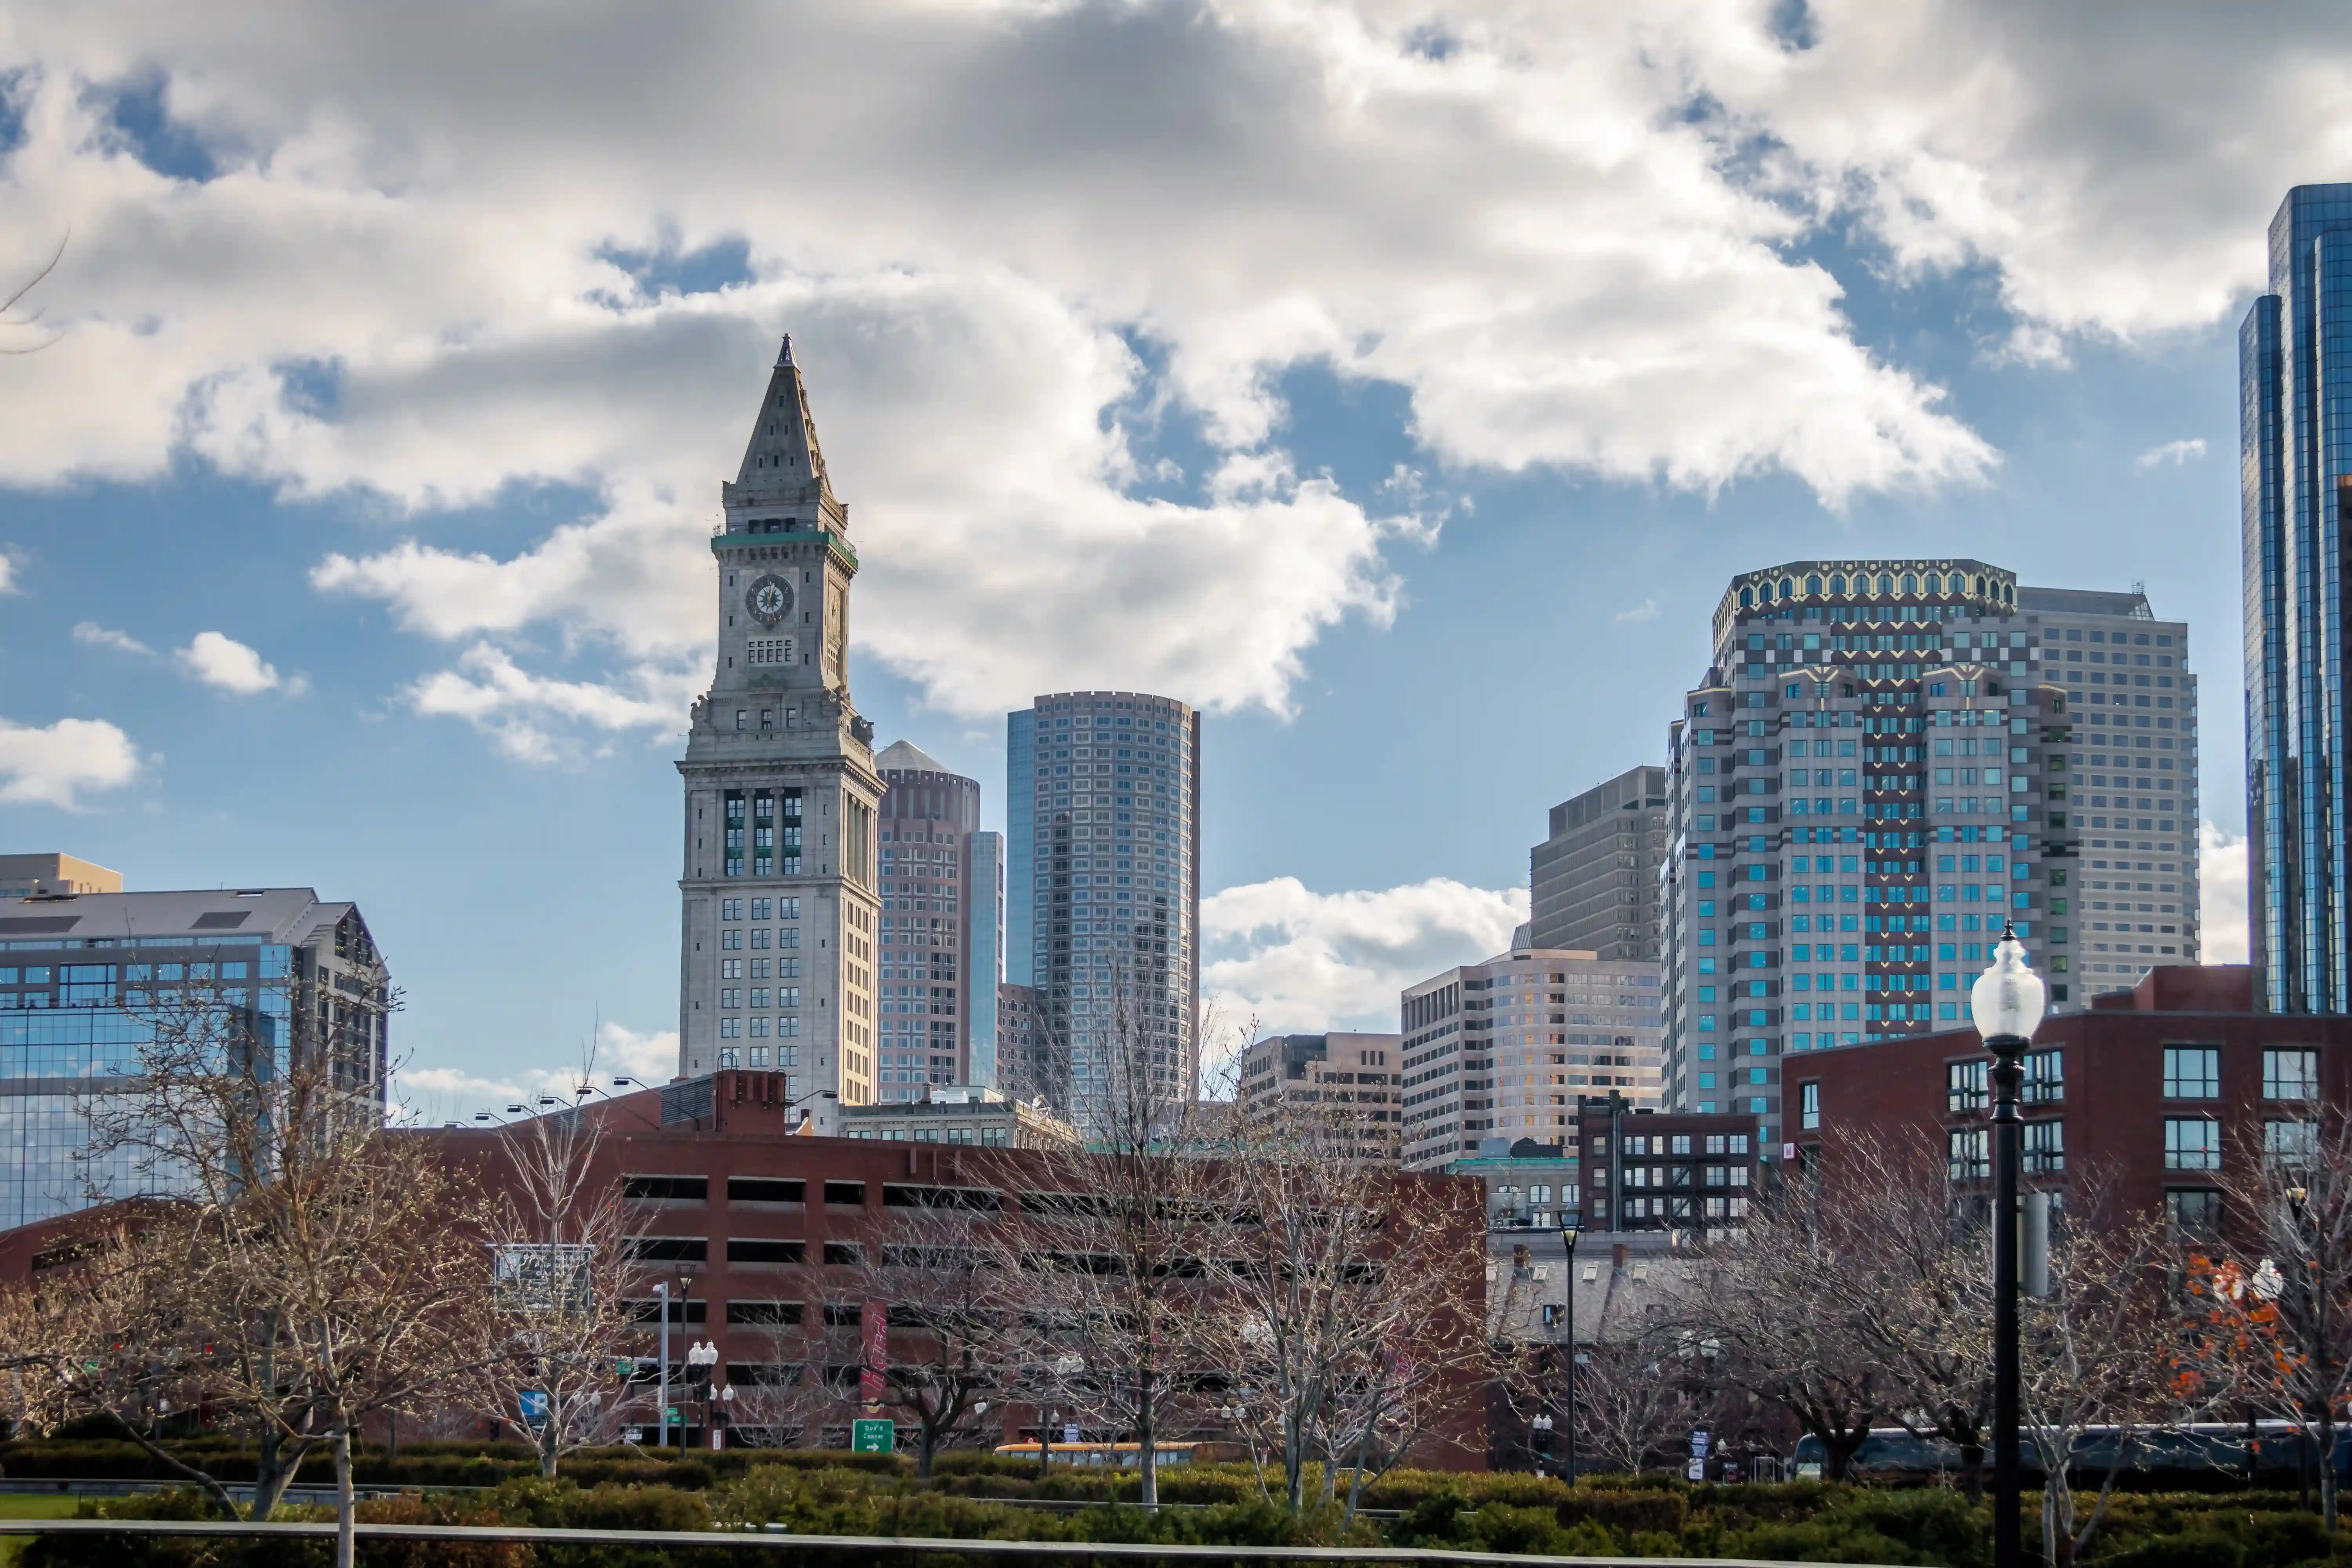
724,332 -> 838,527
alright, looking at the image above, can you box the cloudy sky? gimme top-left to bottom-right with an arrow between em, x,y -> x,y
0,0 -> 2317,1110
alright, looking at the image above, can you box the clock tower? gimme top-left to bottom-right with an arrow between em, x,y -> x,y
675,336 -> 881,1122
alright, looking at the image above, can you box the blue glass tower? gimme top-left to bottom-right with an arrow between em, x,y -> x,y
1005,708 -> 1037,985
2243,183 -> 2352,1012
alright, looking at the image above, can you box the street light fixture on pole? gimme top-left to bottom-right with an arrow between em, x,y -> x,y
653,1281 -> 671,1451
1971,918 -> 2047,1568
685,1341 -> 721,1445
1559,1222 -> 1582,1484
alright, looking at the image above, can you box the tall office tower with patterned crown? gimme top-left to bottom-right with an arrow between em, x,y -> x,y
676,337 -> 883,1127
1658,559 -> 2198,1152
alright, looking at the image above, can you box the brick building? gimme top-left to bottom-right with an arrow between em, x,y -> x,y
0,1071 -> 1487,1462
1786,965 -> 2352,1228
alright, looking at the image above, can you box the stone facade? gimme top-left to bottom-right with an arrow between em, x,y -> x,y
1528,766 -> 1667,960
1235,1031 -> 1405,1161
677,338 -> 883,1127
1401,946 -> 1664,1170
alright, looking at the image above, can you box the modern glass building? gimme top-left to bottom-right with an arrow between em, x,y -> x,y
1657,560 -> 2200,1149
1005,691 -> 1201,1129
0,884 -> 388,1230
2241,183 -> 2352,1013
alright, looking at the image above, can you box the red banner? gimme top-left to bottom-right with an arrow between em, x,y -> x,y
860,1299 -> 887,1408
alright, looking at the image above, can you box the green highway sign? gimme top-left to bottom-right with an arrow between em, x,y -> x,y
666,1407 -> 682,1426
851,1418 -> 895,1454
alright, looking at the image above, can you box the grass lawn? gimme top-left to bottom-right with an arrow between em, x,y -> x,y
0,1495 -> 84,1563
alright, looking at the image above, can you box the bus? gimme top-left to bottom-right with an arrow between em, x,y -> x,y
1791,1423 -> 2352,1487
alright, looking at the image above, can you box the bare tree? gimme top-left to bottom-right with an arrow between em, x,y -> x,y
1808,1131 -> 2000,1499
987,968 -> 1215,1506
2016,1191 -> 2173,1568
470,1097 -> 646,1476
2174,1104 -> 2352,1528
793,1195 -> 1005,1476
1669,1167 -> 1887,1481
56,936 -> 498,1568
0,1209 -> 236,1504
1570,1329 -> 1703,1475
1192,1096 -> 1486,1513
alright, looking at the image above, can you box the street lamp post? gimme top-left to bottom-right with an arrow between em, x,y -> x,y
653,1281 -> 671,1452
1559,1222 -> 1581,1484
1971,918 -> 2047,1568
686,1340 -> 721,1446
786,1088 -> 839,1132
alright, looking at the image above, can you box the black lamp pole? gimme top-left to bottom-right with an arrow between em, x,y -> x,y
1560,1223 -> 1581,1484
1986,1025 -> 2026,1568
1972,915 -> 2046,1568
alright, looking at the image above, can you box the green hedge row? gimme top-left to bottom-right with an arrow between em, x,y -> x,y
13,1461 -> 2352,1566
0,1439 -> 905,1490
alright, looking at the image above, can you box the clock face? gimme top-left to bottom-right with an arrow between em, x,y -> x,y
746,574 -> 794,627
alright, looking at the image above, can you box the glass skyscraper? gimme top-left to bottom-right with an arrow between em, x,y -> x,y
0,884 -> 388,1230
1005,692 -> 1200,1129
2241,183 -> 2352,1013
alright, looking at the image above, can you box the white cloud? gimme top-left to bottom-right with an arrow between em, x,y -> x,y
1683,2 -> 2352,352
0,550 -> 18,595
2200,820 -> 2249,965
0,3 -> 2027,750
2135,438 -> 2207,472
177,630 -> 302,695
0,713 -> 140,807
1614,597 -> 1661,624
0,2 -> 2330,750
72,621 -> 151,655
593,1020 -> 678,1083
1202,876 -> 1529,1040
405,642 -> 692,764
390,1020 -> 675,1124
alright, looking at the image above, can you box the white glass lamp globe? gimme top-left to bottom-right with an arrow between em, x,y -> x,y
1969,923 -> 2047,1043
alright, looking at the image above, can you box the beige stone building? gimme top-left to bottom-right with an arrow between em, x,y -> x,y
1400,947 -> 1664,1171
1235,1031 -> 1404,1160
0,854 -> 121,897
677,337 -> 882,1128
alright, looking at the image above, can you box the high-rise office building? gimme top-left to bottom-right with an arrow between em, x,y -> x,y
1005,691 -> 1201,1125
969,830 -> 1004,1089
0,854 -> 121,898
676,336 -> 883,1125
2014,587 -> 2200,1000
0,877 -> 387,1229
1658,560 -> 2198,1148
1528,765 -> 1668,958
2242,183 -> 2352,1013
873,740 -> 997,1098
996,981 -> 1041,1101
1399,944 -> 1662,1170
1236,1031 -> 1405,1161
